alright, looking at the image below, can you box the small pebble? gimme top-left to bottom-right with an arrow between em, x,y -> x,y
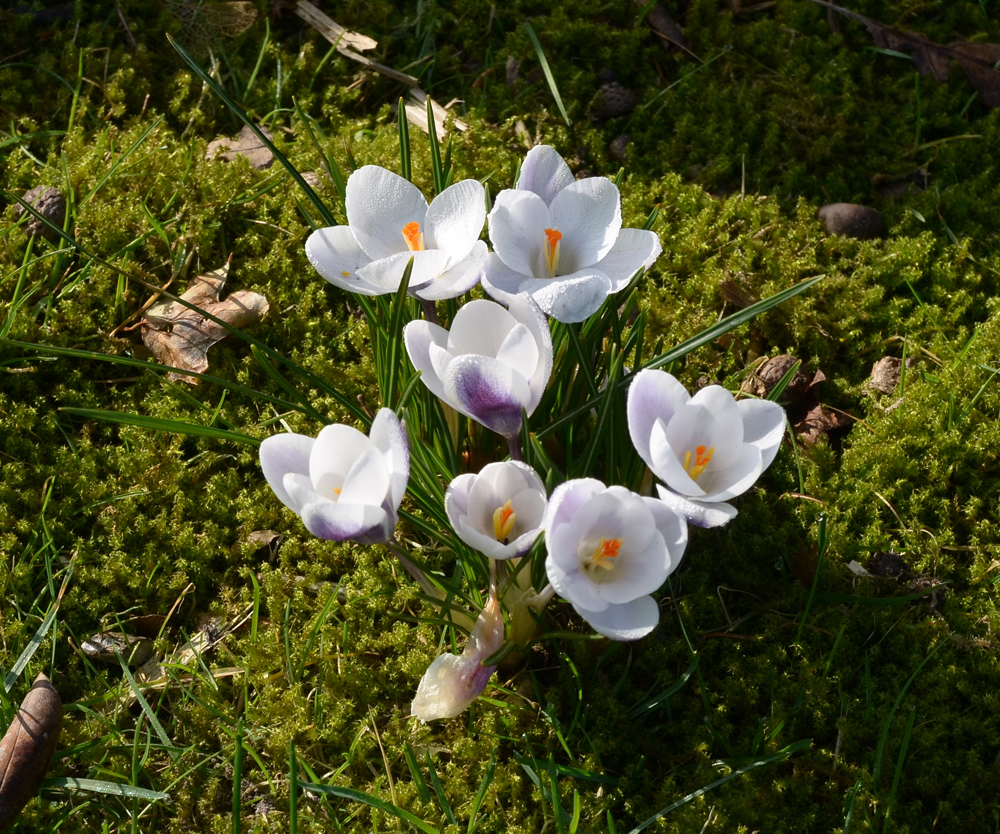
817,203 -> 887,239
609,134 -> 632,163
588,82 -> 636,120
15,185 -> 66,240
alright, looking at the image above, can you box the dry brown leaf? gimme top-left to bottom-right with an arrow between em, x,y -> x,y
206,124 -> 274,169
141,261 -> 269,384
0,674 -> 63,833
810,0 -> 1000,108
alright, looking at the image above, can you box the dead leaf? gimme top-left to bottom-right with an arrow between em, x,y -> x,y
0,674 -> 63,833
809,0 -> 1000,108
141,260 -> 269,384
206,124 -> 274,169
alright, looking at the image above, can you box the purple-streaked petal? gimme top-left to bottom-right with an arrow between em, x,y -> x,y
517,145 -> 574,205
524,269 -> 612,323
412,241 -> 487,301
593,228 -> 662,292
369,408 -> 410,511
655,485 -> 738,528
627,369 -> 690,469
310,424 -> 374,497
260,433 -> 314,511
345,166 -> 428,260
355,249 -> 450,294
301,500 -> 389,542
444,354 -> 531,437
487,189 -> 550,278
404,320 -> 450,402
738,398 -> 786,471
423,178 -> 486,260
549,178 -> 621,272
572,596 -> 659,641
305,226 -> 378,295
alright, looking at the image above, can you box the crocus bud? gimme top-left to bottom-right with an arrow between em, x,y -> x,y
411,594 -> 505,722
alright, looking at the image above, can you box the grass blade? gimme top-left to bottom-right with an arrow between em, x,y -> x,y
524,22 -> 571,125
299,782 -> 439,834
42,778 -> 169,802
58,408 -> 260,446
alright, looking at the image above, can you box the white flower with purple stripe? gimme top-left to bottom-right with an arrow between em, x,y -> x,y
259,408 -> 409,545
403,297 -> 552,438
543,479 -> 687,641
305,165 -> 487,301
481,145 -> 662,323
627,369 -> 785,528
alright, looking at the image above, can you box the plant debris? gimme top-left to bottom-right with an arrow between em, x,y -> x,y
809,0 -> 1000,108
141,260 -> 269,384
14,186 -> 66,241
0,674 -> 63,833
205,124 -> 274,169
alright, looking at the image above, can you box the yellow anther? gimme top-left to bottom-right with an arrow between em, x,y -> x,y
402,221 -> 424,251
683,445 -> 714,481
544,227 -> 562,276
493,500 -> 516,543
341,270 -> 351,277
333,487 -> 342,498
589,537 -> 621,571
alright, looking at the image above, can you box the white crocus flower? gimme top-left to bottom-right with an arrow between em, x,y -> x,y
482,145 -> 662,323
259,408 -> 409,545
543,479 -> 687,641
627,369 -> 786,528
411,592 -> 505,722
446,461 -> 547,560
305,165 -> 487,301
403,297 -> 552,439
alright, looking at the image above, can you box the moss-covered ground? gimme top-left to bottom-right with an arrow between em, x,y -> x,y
3,0 -> 1000,831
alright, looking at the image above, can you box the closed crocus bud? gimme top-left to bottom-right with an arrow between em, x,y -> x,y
404,297 -> 552,439
543,479 -> 687,641
445,461 -> 547,560
305,165 -> 487,300
411,593 -> 505,722
627,369 -> 785,528
481,145 -> 661,323
259,408 -> 409,545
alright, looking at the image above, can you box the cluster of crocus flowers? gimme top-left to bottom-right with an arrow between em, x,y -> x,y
255,143 -> 790,724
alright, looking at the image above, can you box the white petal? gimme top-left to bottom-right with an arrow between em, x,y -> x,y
699,444 -> 763,502
305,226 -> 379,295
650,418 -> 703,497
355,249 -> 450,294
447,299 -> 519,359
593,228 -> 662,292
369,408 -> 410,511
283,472 -> 319,513
546,524 -> 607,612
495,323 -> 539,378
404,320 -> 451,402
412,241 -> 487,301
573,596 -> 659,641
543,478 -> 605,536
506,296 -> 553,412
738,399 -> 787,471
310,424 -> 374,497
663,387 -> 744,471
444,472 -> 476,532
346,166 -> 428,260
655,485 -> 738,528
338,446 -> 391,507
517,145 -> 574,205
549,178 -> 621,272
626,369 -> 690,470
260,433 -> 314,512
643,496 -> 688,565
457,518 -> 515,560
487,189 -> 550,278
481,251 -> 530,306
524,269 -> 612,323
424,178 -> 486,260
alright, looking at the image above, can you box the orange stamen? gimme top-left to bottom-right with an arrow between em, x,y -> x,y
493,500 -> 516,542
544,227 -> 562,276
590,537 -> 621,570
402,221 -> 424,251
683,445 -> 715,480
